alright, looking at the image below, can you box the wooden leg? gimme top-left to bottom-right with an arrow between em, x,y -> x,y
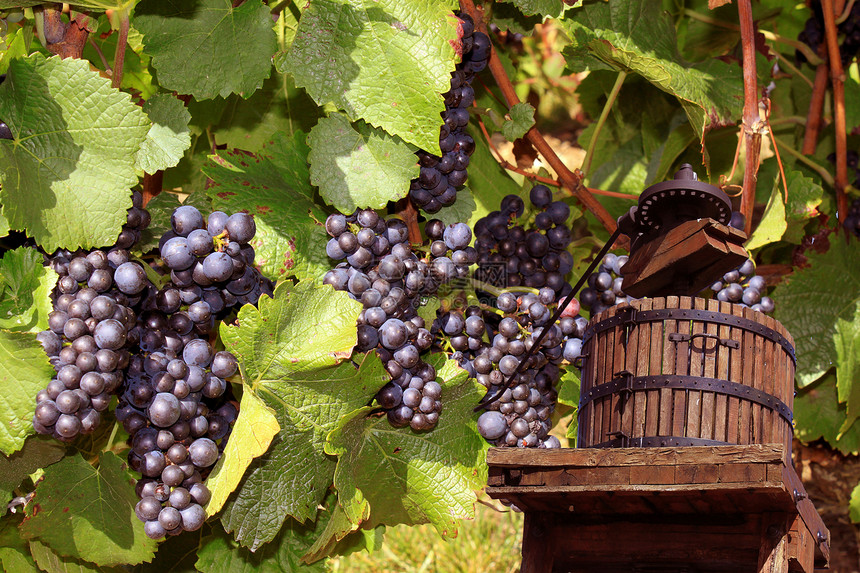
521,512 -> 554,573
758,513 -> 790,573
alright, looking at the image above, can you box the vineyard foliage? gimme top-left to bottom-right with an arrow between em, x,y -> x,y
0,0 -> 858,570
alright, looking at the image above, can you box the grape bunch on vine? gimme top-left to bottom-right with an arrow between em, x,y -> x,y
0,0 -> 857,571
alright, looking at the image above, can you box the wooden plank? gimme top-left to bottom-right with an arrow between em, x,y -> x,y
646,297 -> 663,437
610,303 -> 628,442
486,444 -> 786,467
714,300 -> 732,443
739,302 -> 755,445
726,300 -> 743,445
675,463 -> 721,484
631,299 -> 650,439
521,512 -> 553,573
780,464 -> 830,567
758,512 -> 790,573
700,298 -> 720,441
578,312 -> 598,446
660,296 -> 679,436
749,306 -> 767,445
629,464 -> 675,485
673,296 -> 691,438
621,302 -> 639,440
761,311 -> 778,447
599,309 -> 613,446
686,297 -> 706,440
787,514 -> 815,573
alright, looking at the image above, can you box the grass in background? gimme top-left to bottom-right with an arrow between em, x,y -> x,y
330,498 -> 523,573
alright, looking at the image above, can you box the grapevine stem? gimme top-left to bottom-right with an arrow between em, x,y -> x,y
469,277 -> 540,297
104,421 -> 119,454
397,198 -> 422,244
773,136 -> 836,186
475,118 -> 636,200
88,37 -> 111,72
738,0 -> 762,237
822,0 -> 849,223
459,0 -> 621,241
771,51 -> 814,89
142,171 -> 163,206
112,10 -> 129,89
581,71 -> 626,179
802,61 -> 830,155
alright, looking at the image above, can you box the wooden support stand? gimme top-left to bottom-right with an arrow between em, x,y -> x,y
486,445 -> 829,572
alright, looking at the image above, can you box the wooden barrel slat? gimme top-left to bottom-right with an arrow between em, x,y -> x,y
636,298 -> 655,439
577,297 -> 794,452
621,303 -> 637,439
700,298 -> 720,441
645,298 -> 663,438
610,305 -> 627,440
686,297 -> 706,439
714,300 -> 732,443
674,297 -> 692,438
661,296 -> 680,436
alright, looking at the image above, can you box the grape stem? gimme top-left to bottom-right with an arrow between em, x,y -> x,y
802,60 -> 829,155
822,0 -> 849,223
459,0 -> 622,243
468,277 -> 540,298
397,198 -> 422,244
474,117 -> 637,201
737,0 -> 763,238
112,9 -> 130,90
581,71 -> 627,178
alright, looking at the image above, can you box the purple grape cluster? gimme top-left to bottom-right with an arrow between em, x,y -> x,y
472,288 -> 587,449
32,201 -> 276,539
324,211 -> 475,430
408,14 -> 489,213
33,192 -> 153,441
797,2 -> 860,66
578,253 -> 633,317
473,186 -> 575,295
707,257 -> 775,313
158,205 -> 272,309
844,196 -> 860,238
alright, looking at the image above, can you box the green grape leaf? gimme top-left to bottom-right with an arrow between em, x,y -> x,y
218,281 -> 387,550
782,170 -> 824,244
131,526 -> 206,573
416,297 -> 442,330
0,27 -> 28,75
0,516 -> 38,573
501,103 -> 536,142
196,520 -> 327,573
645,122 -> 695,185
490,3 -> 542,35
134,0 -> 277,100
745,180 -> 786,251
0,437 -> 65,510
851,481 -> 860,523
464,125 -> 520,229
560,0 -> 742,147
308,113 -> 418,214
773,238 -> 860,389
205,389 -> 280,516
836,313 -> 860,432
498,0 -> 563,17
212,72 -> 322,153
203,131 -> 330,282
136,93 -> 192,174
19,452 -> 157,566
281,0 -> 459,153
0,330 -> 55,455
0,54 -> 150,252
301,502 -> 358,564
423,187 -> 477,226
557,366 -> 580,408
133,191 -> 182,255
0,247 -> 57,333
326,355 -> 488,536
793,373 -> 860,454
28,539 -> 123,573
